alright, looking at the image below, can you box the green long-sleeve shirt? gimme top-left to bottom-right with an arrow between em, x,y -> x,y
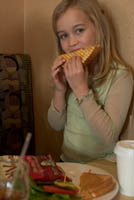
48,64 -> 133,162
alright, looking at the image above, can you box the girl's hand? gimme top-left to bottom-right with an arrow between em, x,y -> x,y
63,56 -> 89,99
51,58 -> 67,94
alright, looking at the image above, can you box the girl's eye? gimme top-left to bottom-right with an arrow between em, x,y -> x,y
75,28 -> 84,34
58,33 -> 68,40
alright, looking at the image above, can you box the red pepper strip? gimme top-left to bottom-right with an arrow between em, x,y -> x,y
43,185 -> 79,195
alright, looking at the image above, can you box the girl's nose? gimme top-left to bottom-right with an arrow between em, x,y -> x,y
69,35 -> 78,46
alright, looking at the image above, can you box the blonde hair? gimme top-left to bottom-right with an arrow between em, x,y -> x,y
52,0 -> 130,80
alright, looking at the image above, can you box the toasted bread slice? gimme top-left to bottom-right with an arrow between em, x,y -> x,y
91,182 -> 116,198
80,171 -> 116,200
58,45 -> 101,65
80,172 -> 103,191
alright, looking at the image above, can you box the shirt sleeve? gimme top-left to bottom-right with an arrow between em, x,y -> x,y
79,70 -> 134,144
47,100 -> 66,131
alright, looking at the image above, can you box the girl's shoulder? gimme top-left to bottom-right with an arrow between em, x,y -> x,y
94,62 -> 133,87
98,62 -> 133,85
111,62 -> 133,78
111,61 -> 127,71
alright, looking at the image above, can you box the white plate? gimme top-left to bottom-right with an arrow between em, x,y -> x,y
57,162 -> 119,200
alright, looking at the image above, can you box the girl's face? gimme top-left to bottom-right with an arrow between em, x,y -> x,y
56,7 -> 96,53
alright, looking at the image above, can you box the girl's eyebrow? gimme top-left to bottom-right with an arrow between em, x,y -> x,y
57,30 -> 65,35
74,23 -> 85,27
57,23 -> 85,35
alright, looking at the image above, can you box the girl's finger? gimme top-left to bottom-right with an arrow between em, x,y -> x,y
52,58 -> 65,71
51,67 -> 61,78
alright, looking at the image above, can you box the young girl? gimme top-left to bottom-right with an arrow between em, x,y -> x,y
48,0 -> 134,162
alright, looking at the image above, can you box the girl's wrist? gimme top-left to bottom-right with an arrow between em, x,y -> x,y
53,90 -> 66,112
54,89 -> 66,96
76,91 -> 91,105
74,88 -> 90,100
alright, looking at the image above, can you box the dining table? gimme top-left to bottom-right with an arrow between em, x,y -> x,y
89,159 -> 134,200
0,155 -> 133,200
